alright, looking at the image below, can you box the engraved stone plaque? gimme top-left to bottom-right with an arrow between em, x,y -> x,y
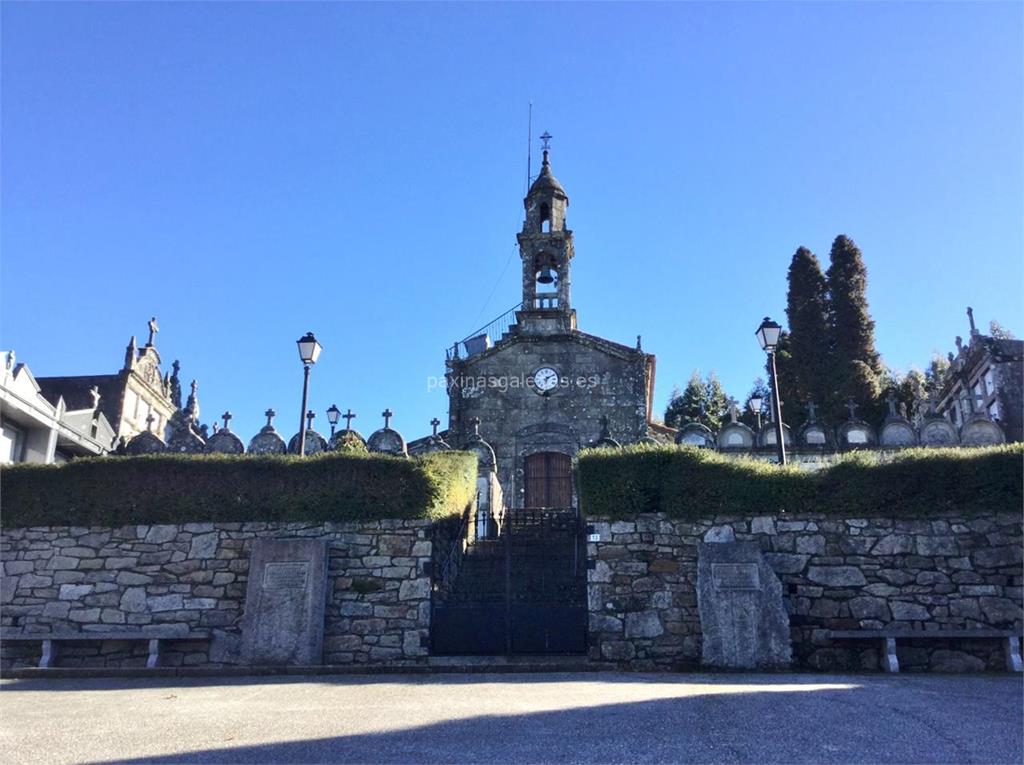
241,539 -> 327,666
712,562 -> 760,590
263,562 -> 309,589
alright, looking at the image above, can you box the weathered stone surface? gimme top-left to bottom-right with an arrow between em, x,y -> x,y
697,541 -> 790,669
601,641 -> 636,661
931,650 -> 985,672
972,546 -> 1023,569
763,553 -> 809,574
398,579 -> 430,601
978,597 -> 1022,624
241,538 -> 328,666
188,533 -> 220,560
872,535 -> 914,556
915,537 -> 957,556
806,566 -> 867,587
890,601 -> 930,620
703,526 -> 735,543
624,611 -> 663,639
848,596 -> 890,621
144,525 -> 178,544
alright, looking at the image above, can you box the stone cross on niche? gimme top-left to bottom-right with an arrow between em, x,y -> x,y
146,413 -> 156,432
469,416 -> 481,437
431,418 -> 441,437
382,409 -> 393,429
845,400 -> 858,420
805,400 -> 818,423
885,390 -> 898,417
264,408 -> 276,428
725,397 -> 739,424
147,317 -> 159,347
306,410 -> 316,429
221,411 -> 232,430
343,409 -> 356,429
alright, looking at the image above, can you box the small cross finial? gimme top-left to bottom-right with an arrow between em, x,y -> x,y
806,400 -> 818,422
306,410 -> 316,429
265,408 -> 275,427
221,411 -> 232,430
540,131 -> 552,152
89,386 -> 101,410
147,317 -> 159,346
469,416 -> 481,437
382,409 -> 393,428
146,412 -> 156,431
343,409 -> 356,429
845,399 -> 858,420
885,390 -> 898,416
636,335 -> 642,351
212,421 -> 220,434
967,306 -> 977,334
431,417 -> 441,436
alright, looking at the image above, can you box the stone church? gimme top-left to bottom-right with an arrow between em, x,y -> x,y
440,147 -> 665,510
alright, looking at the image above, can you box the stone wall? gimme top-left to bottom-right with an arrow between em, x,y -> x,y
1,520 -> 432,669
587,512 -> 1023,671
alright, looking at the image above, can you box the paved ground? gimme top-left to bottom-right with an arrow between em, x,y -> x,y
1,672 -> 1021,764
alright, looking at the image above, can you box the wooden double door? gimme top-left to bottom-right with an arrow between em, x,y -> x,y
524,451 -> 573,509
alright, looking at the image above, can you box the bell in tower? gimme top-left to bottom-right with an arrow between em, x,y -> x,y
516,132 -> 577,335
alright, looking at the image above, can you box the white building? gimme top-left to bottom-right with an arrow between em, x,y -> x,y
0,351 -> 116,464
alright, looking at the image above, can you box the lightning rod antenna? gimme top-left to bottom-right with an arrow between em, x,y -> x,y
526,101 -> 533,194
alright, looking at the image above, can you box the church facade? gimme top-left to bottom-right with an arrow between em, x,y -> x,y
443,148 -> 659,510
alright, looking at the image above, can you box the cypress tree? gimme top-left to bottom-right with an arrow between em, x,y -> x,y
704,372 -> 728,432
826,234 -> 882,420
785,246 -> 830,423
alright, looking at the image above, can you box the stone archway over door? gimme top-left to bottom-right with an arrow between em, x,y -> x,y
524,451 -> 572,508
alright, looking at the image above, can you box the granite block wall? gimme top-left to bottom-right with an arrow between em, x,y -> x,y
587,512 -> 1023,671
1,520 -> 432,669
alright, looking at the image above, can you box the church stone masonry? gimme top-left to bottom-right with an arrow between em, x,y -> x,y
445,147 -> 656,509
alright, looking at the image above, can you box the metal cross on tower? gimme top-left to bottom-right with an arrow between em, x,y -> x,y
147,317 -> 159,346
540,131 -> 552,151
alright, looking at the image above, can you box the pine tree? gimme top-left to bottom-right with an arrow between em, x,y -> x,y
785,247 -> 830,424
664,374 -> 707,428
704,372 -> 728,432
826,234 -> 882,420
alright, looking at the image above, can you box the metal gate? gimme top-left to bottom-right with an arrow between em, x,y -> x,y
431,508 -> 587,656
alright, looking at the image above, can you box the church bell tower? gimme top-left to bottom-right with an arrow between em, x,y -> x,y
515,136 -> 576,335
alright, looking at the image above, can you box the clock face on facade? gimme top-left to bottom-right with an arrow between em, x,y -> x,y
532,367 -> 559,394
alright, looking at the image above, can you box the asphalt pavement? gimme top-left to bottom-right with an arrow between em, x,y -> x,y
1,671 -> 1021,764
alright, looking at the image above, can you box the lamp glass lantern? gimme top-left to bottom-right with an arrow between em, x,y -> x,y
326,404 -> 341,426
749,396 -> 764,414
297,332 -> 323,365
755,317 -> 782,352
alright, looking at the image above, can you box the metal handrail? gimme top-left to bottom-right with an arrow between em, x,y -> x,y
447,302 -> 523,360
438,506 -> 471,591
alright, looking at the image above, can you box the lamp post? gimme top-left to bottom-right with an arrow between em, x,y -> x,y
326,404 -> 341,438
748,395 -> 764,431
296,332 -> 323,456
755,317 -> 787,466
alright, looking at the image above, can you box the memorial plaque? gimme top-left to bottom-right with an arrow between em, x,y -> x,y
263,562 -> 309,589
712,562 -> 760,590
697,541 -> 791,670
241,539 -> 327,666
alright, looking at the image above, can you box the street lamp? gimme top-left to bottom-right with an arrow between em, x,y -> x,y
326,404 -> 341,437
748,395 -> 764,431
755,317 -> 787,466
296,331 -> 323,456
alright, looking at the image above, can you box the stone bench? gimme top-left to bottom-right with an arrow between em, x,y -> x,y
2,629 -> 211,669
827,629 -> 1022,673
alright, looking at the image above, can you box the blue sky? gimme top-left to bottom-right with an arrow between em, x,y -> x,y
3,2 -> 1021,442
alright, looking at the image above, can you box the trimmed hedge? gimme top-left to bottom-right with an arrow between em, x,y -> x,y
0,451 -> 477,529
578,443 -> 1024,519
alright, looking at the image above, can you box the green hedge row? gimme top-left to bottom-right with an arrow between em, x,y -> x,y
0,451 -> 477,529
578,444 -> 1024,519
